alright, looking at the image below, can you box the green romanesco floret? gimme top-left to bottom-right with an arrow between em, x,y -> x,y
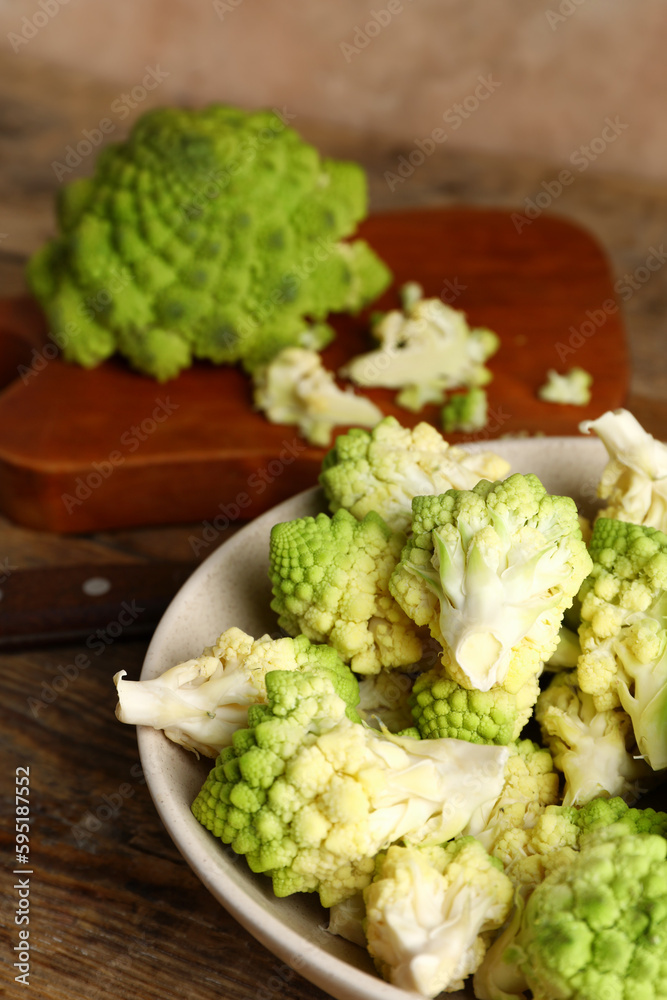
269,508 -> 424,674
504,828 -> 667,1000
113,626 -> 357,757
339,288 -> 499,406
538,367 -> 592,406
409,648 -> 544,745
390,473 -> 592,692
319,415 -> 510,533
410,671 -> 522,745
577,517 -> 667,768
191,668 -> 510,907
363,838 -> 513,997
501,795 -> 667,890
581,408 -> 667,529
441,388 -> 489,434
475,801 -> 667,1000
27,105 -> 391,380
252,347 -> 383,447
536,669 -> 652,806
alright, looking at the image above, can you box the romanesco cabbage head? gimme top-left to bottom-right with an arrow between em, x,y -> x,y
364,838 -> 513,997
390,473 -> 592,692
191,668 -> 510,907
113,626 -> 356,757
269,508 -> 424,674
319,415 -> 510,533
28,105 -> 391,380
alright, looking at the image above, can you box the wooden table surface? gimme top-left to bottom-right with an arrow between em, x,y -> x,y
3,59 -> 667,1000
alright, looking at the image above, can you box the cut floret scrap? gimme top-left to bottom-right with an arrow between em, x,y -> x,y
538,367 -> 592,406
340,285 -> 499,408
252,347 -> 383,447
441,387 -> 488,434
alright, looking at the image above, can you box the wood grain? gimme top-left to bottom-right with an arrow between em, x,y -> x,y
0,640 -> 333,1000
0,207 -> 628,533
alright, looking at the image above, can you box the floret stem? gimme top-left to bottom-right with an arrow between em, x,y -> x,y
412,524 -> 565,691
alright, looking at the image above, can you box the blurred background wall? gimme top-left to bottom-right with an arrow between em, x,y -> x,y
2,0 -> 666,178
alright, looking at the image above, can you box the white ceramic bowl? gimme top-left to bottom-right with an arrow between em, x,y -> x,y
137,436 -> 607,1000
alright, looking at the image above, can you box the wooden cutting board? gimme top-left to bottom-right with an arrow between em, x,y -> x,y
0,207 -> 628,533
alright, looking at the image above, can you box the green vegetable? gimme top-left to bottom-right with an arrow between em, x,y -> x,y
390,473 -> 592,692
410,671 -> 522,745
441,388 -> 489,434
252,347 -> 383,447
536,669 -> 652,806
28,105 -> 391,380
340,288 -> 499,405
503,829 -> 667,1000
268,508 -> 423,674
320,415 -> 510,533
538,366 -> 592,406
466,740 -> 560,857
581,408 -> 667,528
364,838 -> 513,996
191,667 -> 510,907
577,517 -> 667,768
114,626 -> 357,757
